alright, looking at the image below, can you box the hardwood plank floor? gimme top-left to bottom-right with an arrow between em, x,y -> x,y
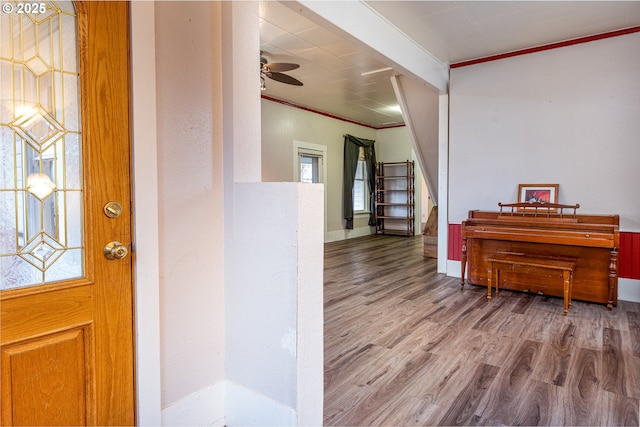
324,235 -> 640,426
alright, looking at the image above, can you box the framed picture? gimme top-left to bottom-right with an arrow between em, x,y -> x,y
518,183 -> 559,207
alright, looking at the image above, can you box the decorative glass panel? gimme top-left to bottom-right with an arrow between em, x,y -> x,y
1,1 -> 83,290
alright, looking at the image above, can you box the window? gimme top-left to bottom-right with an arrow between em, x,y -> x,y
299,153 -> 321,183
353,149 -> 368,212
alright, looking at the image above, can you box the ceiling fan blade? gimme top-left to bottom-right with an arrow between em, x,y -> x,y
264,62 -> 300,72
267,72 -> 303,86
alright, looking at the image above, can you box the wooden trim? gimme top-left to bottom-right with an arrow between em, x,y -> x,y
79,2 -> 136,423
261,95 -> 406,130
451,26 -> 640,69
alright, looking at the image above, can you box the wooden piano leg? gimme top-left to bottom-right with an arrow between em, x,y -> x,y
569,272 -> 573,307
460,238 -> 467,291
562,270 -> 570,316
487,266 -> 492,301
608,248 -> 618,310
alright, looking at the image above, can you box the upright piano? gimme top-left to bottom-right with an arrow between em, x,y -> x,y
461,203 -> 619,308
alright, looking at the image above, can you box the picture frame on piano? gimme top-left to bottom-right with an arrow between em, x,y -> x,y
518,183 -> 559,211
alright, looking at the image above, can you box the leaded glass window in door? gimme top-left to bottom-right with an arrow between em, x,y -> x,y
1,1 -> 83,290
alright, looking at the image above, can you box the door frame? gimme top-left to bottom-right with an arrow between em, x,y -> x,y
130,3 -> 162,424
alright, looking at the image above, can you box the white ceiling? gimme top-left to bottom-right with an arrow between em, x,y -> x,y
259,1 -> 640,128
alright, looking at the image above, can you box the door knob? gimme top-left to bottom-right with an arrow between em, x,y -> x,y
104,241 -> 128,260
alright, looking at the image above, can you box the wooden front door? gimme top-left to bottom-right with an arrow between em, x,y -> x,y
0,2 -> 135,425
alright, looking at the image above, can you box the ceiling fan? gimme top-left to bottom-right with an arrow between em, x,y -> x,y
260,51 -> 303,90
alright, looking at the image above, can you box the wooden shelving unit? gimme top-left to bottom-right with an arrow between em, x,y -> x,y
374,161 -> 415,236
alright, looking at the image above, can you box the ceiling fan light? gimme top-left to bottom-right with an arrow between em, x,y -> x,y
260,76 -> 267,91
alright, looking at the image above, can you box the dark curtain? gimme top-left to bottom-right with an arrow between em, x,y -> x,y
343,134 -> 377,229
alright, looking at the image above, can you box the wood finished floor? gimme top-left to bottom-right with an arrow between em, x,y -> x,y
323,235 -> 640,426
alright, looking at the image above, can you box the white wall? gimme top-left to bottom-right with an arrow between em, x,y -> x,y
449,33 -> 640,232
262,100 -> 421,240
155,0 -> 225,411
225,182 -> 324,426
223,4 -> 324,423
155,2 -> 326,425
375,127 -> 413,162
391,75 -> 441,204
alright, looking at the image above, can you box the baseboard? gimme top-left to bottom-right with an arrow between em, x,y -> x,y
326,226 -> 374,242
619,278 -> 640,303
446,260 -> 462,278
161,382 -> 225,426
225,381 -> 296,426
161,380 -> 298,426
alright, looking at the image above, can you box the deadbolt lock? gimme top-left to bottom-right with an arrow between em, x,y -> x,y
104,241 -> 128,260
103,201 -> 123,218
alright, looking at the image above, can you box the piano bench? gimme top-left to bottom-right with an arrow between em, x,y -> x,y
487,254 -> 575,316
